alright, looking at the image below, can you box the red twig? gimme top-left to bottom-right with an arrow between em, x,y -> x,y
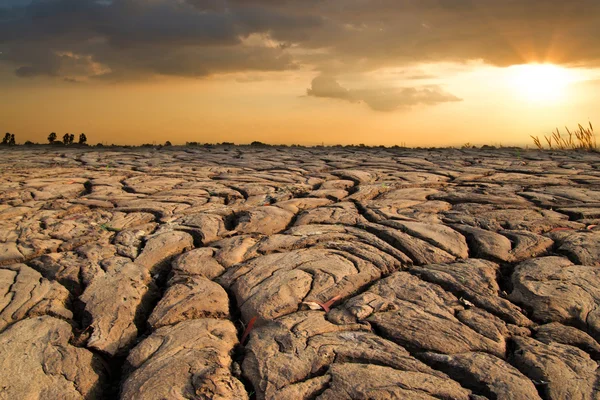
240,316 -> 258,345
316,295 -> 342,313
550,227 -> 574,232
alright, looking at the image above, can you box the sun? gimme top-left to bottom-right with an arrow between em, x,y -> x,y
506,64 -> 576,103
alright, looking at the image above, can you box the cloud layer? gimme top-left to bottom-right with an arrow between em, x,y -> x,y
1,1 -> 599,87
307,75 -> 462,111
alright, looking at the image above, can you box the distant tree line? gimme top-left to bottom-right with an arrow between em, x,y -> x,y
47,132 -> 87,145
1,133 -> 16,146
0,136 -> 366,148
185,141 -> 234,146
1,132 -> 90,146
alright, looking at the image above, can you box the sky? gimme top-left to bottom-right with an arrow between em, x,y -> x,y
1,0 -> 599,146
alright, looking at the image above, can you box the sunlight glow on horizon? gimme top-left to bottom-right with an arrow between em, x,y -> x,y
1,61 -> 599,147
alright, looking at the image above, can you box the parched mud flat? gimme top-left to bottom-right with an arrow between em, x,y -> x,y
0,146 -> 599,400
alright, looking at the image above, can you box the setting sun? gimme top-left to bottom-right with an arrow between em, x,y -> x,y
506,64 -> 577,103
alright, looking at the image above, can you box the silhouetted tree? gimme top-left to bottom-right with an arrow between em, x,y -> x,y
164,141 -> 172,146
69,134 -> 75,144
24,140 -> 35,146
79,133 -> 87,145
2,133 -> 10,145
63,133 -> 70,145
8,134 -> 15,145
48,132 -> 57,144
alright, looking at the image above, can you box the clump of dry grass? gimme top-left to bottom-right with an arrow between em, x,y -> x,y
531,122 -> 597,151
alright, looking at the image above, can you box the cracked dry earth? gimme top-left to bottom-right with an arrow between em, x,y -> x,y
1,146 -> 600,400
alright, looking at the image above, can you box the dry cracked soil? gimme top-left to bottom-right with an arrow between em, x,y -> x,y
1,145 -> 600,400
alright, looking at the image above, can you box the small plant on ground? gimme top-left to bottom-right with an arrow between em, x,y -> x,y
99,223 -> 121,232
531,122 -> 597,151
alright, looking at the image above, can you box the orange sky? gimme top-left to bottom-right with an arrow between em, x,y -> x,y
2,63 -> 598,147
1,1 -> 599,146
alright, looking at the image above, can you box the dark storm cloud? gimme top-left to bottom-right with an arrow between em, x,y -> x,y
307,75 -> 462,112
0,0 -> 306,79
1,0 -> 599,81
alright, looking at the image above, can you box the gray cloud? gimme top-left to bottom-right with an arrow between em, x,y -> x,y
307,75 -> 462,112
306,75 -> 352,101
0,0 -> 304,80
1,0 -> 599,82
